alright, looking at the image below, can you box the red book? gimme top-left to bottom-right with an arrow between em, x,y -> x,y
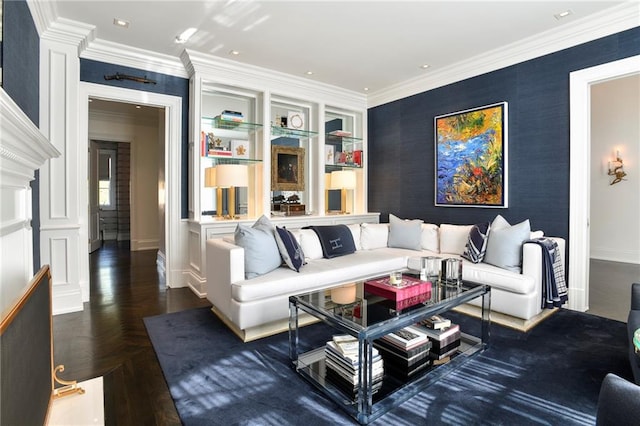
364,276 -> 432,302
393,291 -> 432,310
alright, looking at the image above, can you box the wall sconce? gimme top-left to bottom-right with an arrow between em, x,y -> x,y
607,151 -> 627,185
204,166 -> 223,218
216,164 -> 249,219
330,170 -> 356,214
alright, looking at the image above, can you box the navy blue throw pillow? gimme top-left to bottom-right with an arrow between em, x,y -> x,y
462,222 -> 491,263
274,226 -> 305,272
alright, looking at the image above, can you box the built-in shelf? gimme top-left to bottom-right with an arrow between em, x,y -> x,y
271,126 -> 318,139
202,117 -> 263,132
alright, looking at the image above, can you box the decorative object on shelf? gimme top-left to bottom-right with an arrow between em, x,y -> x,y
329,170 -> 356,214
271,145 -> 305,191
282,204 -> 306,216
216,164 -> 249,219
230,139 -> 250,159
324,144 -> 335,165
435,102 -> 508,207
331,283 -> 357,305
608,150 -> 627,185
287,111 -> 305,129
204,166 -> 223,218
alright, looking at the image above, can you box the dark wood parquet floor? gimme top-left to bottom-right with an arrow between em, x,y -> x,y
52,241 -> 211,425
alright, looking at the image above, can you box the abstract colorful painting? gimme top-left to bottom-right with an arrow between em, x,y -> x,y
435,102 -> 508,207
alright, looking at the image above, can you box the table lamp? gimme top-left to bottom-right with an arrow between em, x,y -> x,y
330,170 -> 356,214
216,164 -> 249,219
204,166 -> 223,218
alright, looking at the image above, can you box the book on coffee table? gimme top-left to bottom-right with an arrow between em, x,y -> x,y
364,275 -> 432,302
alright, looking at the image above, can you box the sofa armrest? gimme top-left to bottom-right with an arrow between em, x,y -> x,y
631,283 -> 640,311
206,238 -> 245,319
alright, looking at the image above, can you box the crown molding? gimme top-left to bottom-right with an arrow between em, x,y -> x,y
182,49 -> 367,110
26,0 -> 57,37
367,3 -> 640,108
81,39 -> 189,79
0,89 -> 60,187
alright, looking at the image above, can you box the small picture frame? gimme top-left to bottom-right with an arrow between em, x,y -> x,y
271,145 -> 305,191
287,111 -> 305,130
230,140 -> 250,159
324,144 -> 335,165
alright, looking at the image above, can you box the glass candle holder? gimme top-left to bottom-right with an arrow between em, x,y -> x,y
389,271 -> 403,286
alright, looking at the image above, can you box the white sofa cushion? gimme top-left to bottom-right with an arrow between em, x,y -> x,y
296,229 -> 324,261
232,249 -> 407,302
388,214 -> 423,251
361,223 -> 389,249
440,224 -> 473,255
484,215 -> 531,272
347,224 -> 362,250
421,224 -> 440,253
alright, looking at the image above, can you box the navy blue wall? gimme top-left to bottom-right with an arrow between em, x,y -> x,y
80,59 -> 190,219
368,27 -> 640,245
3,0 -> 41,270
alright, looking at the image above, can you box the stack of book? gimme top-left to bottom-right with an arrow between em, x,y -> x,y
416,315 -> 461,362
374,326 -> 432,378
364,276 -> 432,310
216,110 -> 245,123
324,335 -> 384,398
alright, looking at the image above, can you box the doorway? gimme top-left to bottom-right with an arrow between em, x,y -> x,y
568,55 -> 640,314
79,82 -> 183,301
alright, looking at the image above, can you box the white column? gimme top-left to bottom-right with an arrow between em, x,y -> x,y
39,22 -> 93,314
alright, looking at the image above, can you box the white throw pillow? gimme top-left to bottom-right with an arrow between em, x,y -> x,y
388,214 -> 423,251
347,224 -> 362,250
439,224 -> 473,255
360,223 -> 389,250
421,224 -> 440,253
484,215 -> 531,272
530,230 -> 544,239
296,229 -> 324,260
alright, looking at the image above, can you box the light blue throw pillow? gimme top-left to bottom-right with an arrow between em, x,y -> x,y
387,214 -> 423,251
235,215 -> 282,279
483,215 -> 531,272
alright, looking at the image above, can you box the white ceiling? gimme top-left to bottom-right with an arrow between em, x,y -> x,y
52,1 -> 629,94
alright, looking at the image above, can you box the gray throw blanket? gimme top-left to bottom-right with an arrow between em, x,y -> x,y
526,237 -> 568,309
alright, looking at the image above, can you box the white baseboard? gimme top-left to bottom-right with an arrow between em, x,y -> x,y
590,247 -> 640,265
52,283 -> 84,315
187,271 -> 206,298
131,239 -> 159,251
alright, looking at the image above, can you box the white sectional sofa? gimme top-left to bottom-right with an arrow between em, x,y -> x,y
206,215 -> 565,341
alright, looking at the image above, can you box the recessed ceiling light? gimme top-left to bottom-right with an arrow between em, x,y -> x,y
229,50 -> 240,56
554,9 -> 573,20
135,105 -> 141,109
364,87 -> 369,92
113,18 -> 130,28
420,64 -> 430,70
305,71 -> 314,76
175,28 -> 198,44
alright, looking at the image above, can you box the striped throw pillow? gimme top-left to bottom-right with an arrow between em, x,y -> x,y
462,222 -> 491,263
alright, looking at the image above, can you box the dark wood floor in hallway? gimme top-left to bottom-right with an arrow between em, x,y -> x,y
53,241 -> 211,425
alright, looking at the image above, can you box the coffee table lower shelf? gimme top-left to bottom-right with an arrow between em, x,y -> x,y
294,333 -> 485,424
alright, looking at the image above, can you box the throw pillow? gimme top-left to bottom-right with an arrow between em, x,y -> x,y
388,214 -> 423,251
347,224 -> 362,250
483,216 -> 531,272
439,224 -> 473,255
274,226 -> 306,272
306,225 -> 356,258
296,229 -> 324,260
234,221 -> 282,279
420,223 -> 440,253
360,223 -> 389,250
462,222 -> 491,263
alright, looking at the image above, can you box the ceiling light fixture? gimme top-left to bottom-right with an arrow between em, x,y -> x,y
175,27 -> 198,44
113,18 -> 130,28
420,64 -> 430,70
229,50 -> 240,56
554,9 -> 573,20
305,71 -> 314,75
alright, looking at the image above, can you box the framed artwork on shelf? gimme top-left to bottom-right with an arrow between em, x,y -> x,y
435,102 -> 508,208
271,145 -> 305,191
324,144 -> 335,165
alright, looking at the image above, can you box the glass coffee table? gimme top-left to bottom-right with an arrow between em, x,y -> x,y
289,274 -> 490,424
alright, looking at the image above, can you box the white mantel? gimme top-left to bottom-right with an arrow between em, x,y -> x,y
0,88 -> 60,315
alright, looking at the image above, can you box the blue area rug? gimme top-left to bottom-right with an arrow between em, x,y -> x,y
144,308 -> 632,425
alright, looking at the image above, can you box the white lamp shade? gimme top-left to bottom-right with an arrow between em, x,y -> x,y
216,164 -> 249,188
204,167 -> 217,187
330,170 -> 356,190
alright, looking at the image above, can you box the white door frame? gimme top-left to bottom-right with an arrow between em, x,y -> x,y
568,54 -> 640,312
79,82 -> 183,289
